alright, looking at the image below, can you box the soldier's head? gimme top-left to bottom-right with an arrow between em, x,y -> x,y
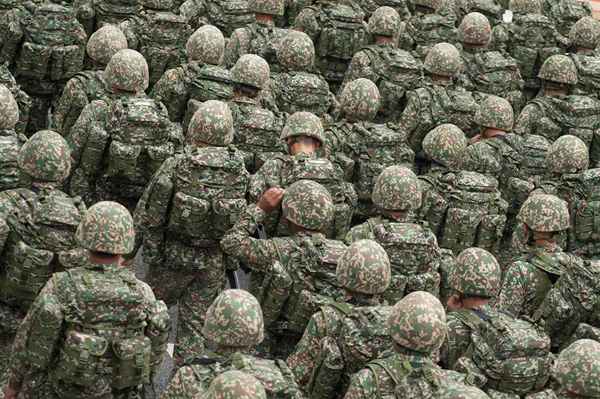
18,130 -> 71,187
205,371 -> 267,399
340,78 -> 381,122
280,111 -> 324,155
282,180 -> 335,233
570,16 -> 600,53
372,166 -> 421,221
475,95 -> 514,136
547,135 -> 589,176
424,43 -> 462,83
459,12 -> 491,48
186,25 -> 225,65
337,239 -> 391,303
76,201 -> 135,264
368,6 -> 402,43
538,55 -> 578,96
508,0 -> 542,15
231,54 -> 270,99
0,84 -> 19,131
249,0 -> 284,23
553,339 -> 600,398
188,100 -> 234,147
413,0 -> 444,14
202,289 -> 264,352
446,247 -> 501,311
518,194 -> 570,244
105,49 -> 149,94
422,124 -> 468,170
277,31 -> 315,72
86,25 -> 128,69
388,291 -> 447,355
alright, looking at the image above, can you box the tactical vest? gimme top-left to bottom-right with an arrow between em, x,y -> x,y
0,131 -> 22,191
466,50 -> 521,97
95,0 -> 139,28
372,221 -> 442,302
570,54 -> 600,98
404,13 -> 457,59
206,0 -> 253,36
273,71 -> 331,116
0,189 -> 85,309
15,3 -> 85,81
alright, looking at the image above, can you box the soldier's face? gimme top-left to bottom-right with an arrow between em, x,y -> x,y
287,136 -> 321,155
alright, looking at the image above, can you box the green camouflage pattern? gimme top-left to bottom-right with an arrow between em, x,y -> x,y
282,180 -> 335,231
104,49 -> 150,93
0,83 -> 19,130
231,54 -> 271,89
76,201 -> 135,254
475,95 -> 514,131
206,371 -> 267,399
85,24 -> 128,66
372,165 -> 421,211
424,42 -> 463,77
388,291 -> 447,353
449,247 -> 501,298
186,25 -> 225,64
277,30 -> 315,71
399,9 -> 458,60
249,0 -> 284,15
188,100 -> 234,146
517,194 -> 570,232
414,0 -> 444,11
18,130 -> 71,183
546,134 -> 589,174
178,0 -> 253,37
439,382 -> 490,399
202,289 -> 264,348
454,0 -> 504,26
544,0 -> 592,37
336,239 -> 391,294
553,339 -> 600,397
458,12 -> 491,44
508,0 -> 541,14
224,22 -> 289,72
367,6 -> 400,37
340,78 -> 381,122
570,16 -> 600,49
538,54 -> 578,85
280,111 -> 325,143
0,64 -> 32,135
422,123 -> 468,168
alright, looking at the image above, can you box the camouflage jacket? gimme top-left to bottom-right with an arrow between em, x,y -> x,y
543,0 -> 592,37
224,21 -> 289,72
0,63 -> 31,135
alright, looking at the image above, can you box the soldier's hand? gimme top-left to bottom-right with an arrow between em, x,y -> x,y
258,187 -> 285,213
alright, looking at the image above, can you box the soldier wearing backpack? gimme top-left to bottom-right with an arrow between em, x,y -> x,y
203,371 -> 268,399
442,247 -> 554,398
342,6 -> 423,123
454,0 -> 504,27
567,17 -> 600,99
53,25 -> 128,138
543,0 -> 591,38
133,100 -> 249,366
0,85 -> 25,192
178,0 -> 254,36
163,290 -> 306,399
287,239 -> 393,399
66,49 -> 183,210
0,64 -> 31,136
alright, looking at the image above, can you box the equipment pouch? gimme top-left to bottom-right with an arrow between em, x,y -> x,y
106,141 -> 141,178
50,45 -> 84,81
168,191 -> 211,238
3,240 -> 54,303
17,42 -> 51,79
441,207 -> 481,253
260,261 -> 292,328
112,336 -> 152,389
477,213 -> 507,253
55,330 -> 108,386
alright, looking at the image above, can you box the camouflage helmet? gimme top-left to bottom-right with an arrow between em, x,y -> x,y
449,248 -> 501,298
424,43 -> 462,78
18,130 -> 71,182
458,12 -> 491,45
372,166 -> 421,211
186,25 -> 225,65
282,180 -> 335,231
280,111 -> 325,144
231,54 -> 270,89
340,78 -> 381,122
86,24 -> 128,66
439,382 -> 490,399
202,289 -> 264,347
368,6 -> 401,37
413,0 -> 443,12
508,0 -> 541,14
337,239 -> 391,295
570,16 -> 600,49
538,55 -> 578,85
517,194 -> 570,232
475,95 -> 514,131
277,31 -> 315,71
105,49 -> 149,93
547,135 -> 589,174
76,201 -> 135,255
553,339 -> 600,397
422,124 -> 468,168
388,291 -> 447,353
0,84 -> 19,130
249,0 -> 284,16
188,100 -> 234,146
205,371 -> 267,399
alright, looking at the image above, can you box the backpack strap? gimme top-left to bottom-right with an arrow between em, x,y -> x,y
367,357 -> 413,399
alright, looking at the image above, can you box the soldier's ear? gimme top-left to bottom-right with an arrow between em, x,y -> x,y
446,294 -> 464,311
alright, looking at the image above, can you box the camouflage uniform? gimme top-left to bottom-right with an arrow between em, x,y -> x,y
53,25 -> 128,138
358,0 -> 411,19
0,63 -> 31,136
75,0 -> 141,36
568,17 -> 600,98
134,100 -> 248,366
66,49 -> 183,210
453,0 -> 504,26
178,0 -> 253,35
163,290 -> 305,399
0,85 -> 25,192
342,6 -> 424,123
287,239 -> 393,399
203,371 -> 267,399
543,0 -> 592,37
4,201 -> 169,399
550,339 -> 600,398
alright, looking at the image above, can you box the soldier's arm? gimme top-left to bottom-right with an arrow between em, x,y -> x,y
287,310 -> 329,385
513,103 -> 541,136
68,99 -> 108,167
340,51 -> 373,95
150,67 -> 189,122
344,368 -> 379,399
493,261 -> 530,318
224,28 -> 249,68
54,77 -> 89,137
162,365 -> 203,399
397,92 -> 420,150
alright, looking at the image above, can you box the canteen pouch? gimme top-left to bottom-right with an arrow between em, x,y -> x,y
3,240 -> 54,303
54,330 -> 108,386
212,198 -> 246,236
17,42 -> 51,79
168,191 -> 211,238
50,45 -> 84,81
106,141 -> 141,178
260,261 -> 292,328
308,337 -> 344,399
112,336 -> 152,389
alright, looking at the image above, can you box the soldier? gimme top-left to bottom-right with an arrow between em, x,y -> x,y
543,0 -> 592,37
342,6 -> 423,123
294,0 -> 368,91
0,63 -> 31,136
222,180 -> 348,358
53,24 -> 128,138
229,54 -> 286,174
343,291 -> 459,399
397,42 -> 478,164
66,49 -> 183,210
0,85 -> 25,191
75,0 -> 141,36
203,371 -> 267,399
457,12 -> 524,113
547,340 -> 600,398
162,290 -> 304,398
2,201 -> 169,399
178,0 -> 253,36
151,25 -> 233,124
287,239 -> 393,399
568,17 -> 600,98
358,0 -> 411,19
453,0 -> 504,26
438,382 -> 491,399
133,100 -> 249,366
224,0 -> 289,72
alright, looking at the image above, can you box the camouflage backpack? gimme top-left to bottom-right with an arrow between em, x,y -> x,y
183,65 -> 234,130
0,7 -> 24,65
273,71 -> 331,116
457,0 -> 503,26
438,171 -> 507,254
403,13 -> 457,58
570,54 -> 600,97
205,0 -> 253,36
571,168 -> 600,256
453,308 -> 553,396
0,133 -> 22,191
519,135 -> 549,181
372,221 -> 442,302
245,25 -> 289,71
469,51 -> 521,97
314,3 -> 367,62
546,0 -> 591,36
15,3 -> 86,81
95,0 -> 139,28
